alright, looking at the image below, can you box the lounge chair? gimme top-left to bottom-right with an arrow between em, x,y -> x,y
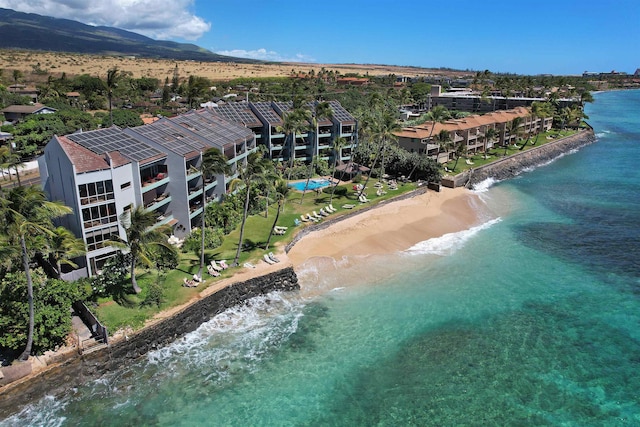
376,188 -> 387,196
218,260 -> 229,269
268,252 -> 281,263
306,213 -> 319,222
275,225 -> 288,231
244,262 -> 256,269
207,265 -> 221,277
294,218 -> 301,226
358,195 -> 370,203
210,260 -> 223,271
274,228 -> 285,235
263,254 -> 276,265
319,208 -> 330,217
183,277 -> 198,287
342,203 -> 356,209
466,159 -> 474,165
301,214 -> 310,222
312,211 -> 323,220
193,274 -> 203,283
326,205 -> 336,213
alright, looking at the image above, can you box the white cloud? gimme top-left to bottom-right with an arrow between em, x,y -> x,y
0,0 -> 211,40
215,48 -> 315,63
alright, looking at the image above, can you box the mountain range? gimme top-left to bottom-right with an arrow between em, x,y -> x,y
0,8 -> 256,63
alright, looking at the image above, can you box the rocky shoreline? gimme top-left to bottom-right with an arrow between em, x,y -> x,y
0,267 -> 299,418
442,129 -> 597,188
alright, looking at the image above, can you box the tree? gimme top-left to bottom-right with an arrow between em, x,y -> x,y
46,226 -> 86,279
278,108 -> 311,183
483,127 -> 498,158
110,207 -> 176,294
425,105 -> 451,162
197,147 -> 230,279
505,117 -> 522,155
106,67 -> 121,125
358,110 -> 399,198
328,137 -> 347,204
231,150 -> 275,266
300,101 -> 333,204
0,185 -> 72,360
264,179 -> 289,250
101,109 -> 144,128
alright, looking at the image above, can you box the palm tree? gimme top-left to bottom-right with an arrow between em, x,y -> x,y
435,130 -> 453,166
505,117 -> 522,156
111,207 -> 176,294
483,127 -> 498,158
264,179 -> 289,250
358,110 -> 399,199
300,101 -> 333,204
106,67 -> 121,125
47,226 -> 86,279
426,105 -> 451,162
198,147 -> 230,279
328,137 -> 347,204
231,151 -> 275,266
0,185 -> 72,360
277,108 -> 310,183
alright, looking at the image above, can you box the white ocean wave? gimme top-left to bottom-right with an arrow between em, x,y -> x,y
0,395 -> 67,427
145,292 -> 304,383
472,177 -> 499,193
404,218 -> 502,256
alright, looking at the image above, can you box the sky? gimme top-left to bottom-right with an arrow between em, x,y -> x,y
0,0 -> 638,75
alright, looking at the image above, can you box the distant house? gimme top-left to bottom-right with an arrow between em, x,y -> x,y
65,91 -> 81,101
336,77 -> 370,86
1,103 -> 57,123
8,84 -> 39,103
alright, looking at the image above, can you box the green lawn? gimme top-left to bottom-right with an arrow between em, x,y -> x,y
443,129 -> 579,175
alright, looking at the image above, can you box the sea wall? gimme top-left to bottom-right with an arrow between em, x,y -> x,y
0,267 -> 299,418
443,130 -> 596,188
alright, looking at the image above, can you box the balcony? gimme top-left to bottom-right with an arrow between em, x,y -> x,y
142,173 -> 169,192
144,194 -> 171,212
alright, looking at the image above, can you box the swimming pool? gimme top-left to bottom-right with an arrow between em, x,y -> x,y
288,179 -> 331,191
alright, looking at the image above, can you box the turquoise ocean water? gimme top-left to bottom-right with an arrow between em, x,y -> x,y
3,89 -> 640,426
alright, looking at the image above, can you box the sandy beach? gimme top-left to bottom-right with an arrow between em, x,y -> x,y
287,187 -> 483,265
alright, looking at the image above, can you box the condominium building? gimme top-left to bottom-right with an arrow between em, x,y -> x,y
39,110 -> 255,276
395,107 -> 553,163
39,101 -> 356,277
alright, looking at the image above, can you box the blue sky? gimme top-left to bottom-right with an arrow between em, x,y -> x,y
1,0 -> 638,75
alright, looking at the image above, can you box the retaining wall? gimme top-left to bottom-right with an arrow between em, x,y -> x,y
0,267 -> 299,418
443,130 -> 596,188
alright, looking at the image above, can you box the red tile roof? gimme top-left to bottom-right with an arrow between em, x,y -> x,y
56,135 -> 115,173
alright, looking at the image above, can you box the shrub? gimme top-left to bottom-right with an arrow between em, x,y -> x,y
182,227 -> 224,254
332,186 -> 348,197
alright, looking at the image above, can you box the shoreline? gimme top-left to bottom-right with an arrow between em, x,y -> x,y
0,129 -> 596,417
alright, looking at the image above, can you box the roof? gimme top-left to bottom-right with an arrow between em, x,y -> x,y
395,107 -> 534,141
212,101 -> 262,128
1,104 -> 56,114
56,135 -> 113,174
66,126 -> 165,164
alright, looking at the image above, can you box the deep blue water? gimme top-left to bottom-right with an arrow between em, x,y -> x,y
2,89 -> 640,426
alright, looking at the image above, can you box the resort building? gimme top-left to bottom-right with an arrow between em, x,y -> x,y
395,107 -> 553,163
410,85 -> 575,114
38,101 -> 357,277
39,110 -> 256,277
212,100 -> 357,167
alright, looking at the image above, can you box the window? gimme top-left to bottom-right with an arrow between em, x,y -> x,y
121,181 -> 131,190
85,225 -> 119,251
78,180 -> 115,205
82,202 -> 117,229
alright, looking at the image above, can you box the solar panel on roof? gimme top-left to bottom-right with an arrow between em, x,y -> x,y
67,127 -> 163,162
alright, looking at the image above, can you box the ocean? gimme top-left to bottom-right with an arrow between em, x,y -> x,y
2,89 -> 640,426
